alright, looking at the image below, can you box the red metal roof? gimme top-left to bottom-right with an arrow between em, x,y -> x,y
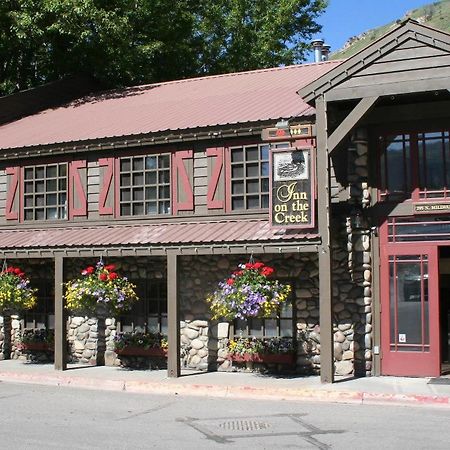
0,219 -> 318,250
0,61 -> 342,150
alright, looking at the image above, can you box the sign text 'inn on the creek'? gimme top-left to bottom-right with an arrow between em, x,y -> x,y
270,147 -> 315,229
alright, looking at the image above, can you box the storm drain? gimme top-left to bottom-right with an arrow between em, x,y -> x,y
218,420 -> 271,432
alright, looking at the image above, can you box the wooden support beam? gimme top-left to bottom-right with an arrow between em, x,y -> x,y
316,95 -> 334,384
328,96 -> 378,153
167,252 -> 180,378
54,255 -> 67,370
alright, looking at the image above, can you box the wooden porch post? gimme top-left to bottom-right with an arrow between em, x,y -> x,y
167,252 -> 180,377
54,255 -> 67,370
316,94 -> 334,383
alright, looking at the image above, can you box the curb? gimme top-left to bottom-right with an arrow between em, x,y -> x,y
1,371 -> 449,408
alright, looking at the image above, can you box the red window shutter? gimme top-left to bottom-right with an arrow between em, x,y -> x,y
98,158 -> 114,215
171,150 -> 194,214
5,166 -> 20,220
206,147 -> 224,209
69,160 -> 87,219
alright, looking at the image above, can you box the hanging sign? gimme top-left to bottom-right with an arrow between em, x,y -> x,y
270,147 -> 315,229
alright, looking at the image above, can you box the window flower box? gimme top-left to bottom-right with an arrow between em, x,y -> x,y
17,342 -> 53,352
226,336 -> 295,366
18,328 -> 54,353
228,352 -> 295,365
115,346 -> 167,357
114,331 -> 168,358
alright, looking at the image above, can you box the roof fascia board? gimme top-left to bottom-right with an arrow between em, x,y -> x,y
298,20 -> 450,103
0,118 -> 314,160
0,242 -> 320,258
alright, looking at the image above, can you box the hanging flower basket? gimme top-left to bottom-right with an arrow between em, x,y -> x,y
0,266 -> 37,315
114,331 -> 168,357
207,261 -> 291,320
64,260 -> 138,317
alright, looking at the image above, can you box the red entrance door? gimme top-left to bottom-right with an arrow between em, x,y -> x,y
380,245 -> 440,377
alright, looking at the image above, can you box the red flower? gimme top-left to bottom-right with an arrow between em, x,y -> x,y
99,273 -> 108,281
81,266 -> 95,275
253,262 -> 264,269
226,278 -> 234,285
5,267 -> 15,273
260,266 -> 274,277
109,272 -> 118,280
13,267 -> 21,275
233,270 -> 243,277
245,263 -> 255,269
18,272 -> 25,278
105,264 -> 116,272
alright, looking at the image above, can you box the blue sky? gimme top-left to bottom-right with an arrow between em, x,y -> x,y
309,0 -> 431,60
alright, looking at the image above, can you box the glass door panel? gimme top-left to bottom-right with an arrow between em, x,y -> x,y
381,245 -> 440,377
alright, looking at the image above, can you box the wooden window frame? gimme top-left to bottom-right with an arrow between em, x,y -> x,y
118,278 -> 167,334
117,154 -> 171,217
23,276 -> 55,329
226,143 -> 271,212
378,128 -> 450,202
22,162 -> 68,221
232,280 -> 296,340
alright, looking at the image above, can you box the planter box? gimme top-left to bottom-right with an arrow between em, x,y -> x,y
18,342 -> 53,352
115,346 -> 167,357
228,353 -> 295,365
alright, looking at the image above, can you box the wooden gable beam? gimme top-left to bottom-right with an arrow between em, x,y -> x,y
328,96 -> 378,153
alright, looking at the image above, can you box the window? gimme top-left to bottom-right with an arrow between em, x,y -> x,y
119,279 -> 167,334
418,131 -> 450,199
379,130 -> 450,201
233,294 -> 295,339
230,144 -> 270,210
119,155 -> 171,216
23,277 -> 55,329
23,163 -> 67,220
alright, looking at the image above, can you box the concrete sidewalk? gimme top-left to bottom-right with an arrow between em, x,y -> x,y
1,359 -> 450,408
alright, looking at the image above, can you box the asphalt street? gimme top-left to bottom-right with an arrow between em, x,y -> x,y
0,381 -> 449,449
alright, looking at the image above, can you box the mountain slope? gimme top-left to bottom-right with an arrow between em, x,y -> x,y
331,0 -> 450,59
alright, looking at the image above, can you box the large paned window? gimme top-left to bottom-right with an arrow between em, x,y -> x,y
23,277 -> 55,329
23,163 -> 67,220
119,279 -> 167,334
230,144 -> 270,210
234,300 -> 295,338
119,155 -> 171,216
233,277 -> 295,342
379,130 -> 450,201
418,131 -> 450,198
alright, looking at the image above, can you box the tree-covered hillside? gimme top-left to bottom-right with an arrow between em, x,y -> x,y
332,0 -> 450,59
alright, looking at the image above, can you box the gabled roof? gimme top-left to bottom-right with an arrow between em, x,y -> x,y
299,19 -> 450,103
0,61 -> 341,151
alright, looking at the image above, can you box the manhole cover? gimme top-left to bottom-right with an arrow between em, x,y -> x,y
218,420 -> 271,432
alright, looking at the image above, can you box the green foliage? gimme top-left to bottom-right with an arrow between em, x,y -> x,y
0,0 -> 327,95
20,328 -> 54,345
64,260 -> 138,317
114,331 -> 168,350
206,261 -> 291,321
227,336 -> 294,355
0,266 -> 37,313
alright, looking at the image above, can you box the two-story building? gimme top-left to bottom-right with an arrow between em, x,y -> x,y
0,19 -> 449,382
